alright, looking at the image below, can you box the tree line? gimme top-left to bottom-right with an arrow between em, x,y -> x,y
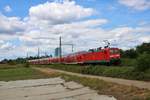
120,42 -> 150,58
120,42 -> 150,71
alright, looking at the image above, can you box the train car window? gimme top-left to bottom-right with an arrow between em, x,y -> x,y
115,49 -> 120,54
89,47 -> 103,52
110,50 -> 113,54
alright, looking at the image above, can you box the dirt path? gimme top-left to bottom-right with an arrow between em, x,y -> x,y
0,78 -> 116,100
33,67 -> 150,90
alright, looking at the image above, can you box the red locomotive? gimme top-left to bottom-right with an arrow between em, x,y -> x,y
28,47 -> 120,65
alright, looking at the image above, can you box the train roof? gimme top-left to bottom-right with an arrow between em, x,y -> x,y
65,47 -> 120,56
28,57 -> 50,61
63,51 -> 87,57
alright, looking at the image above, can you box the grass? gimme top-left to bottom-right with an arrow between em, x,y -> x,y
60,74 -> 150,100
32,67 -> 150,100
0,64 -> 58,81
0,64 -> 22,69
37,64 -> 150,81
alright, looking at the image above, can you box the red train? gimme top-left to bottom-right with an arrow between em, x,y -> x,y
28,47 -> 121,65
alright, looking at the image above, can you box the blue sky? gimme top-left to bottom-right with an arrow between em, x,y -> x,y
0,0 -> 150,28
0,0 -> 150,60
0,0 -> 48,17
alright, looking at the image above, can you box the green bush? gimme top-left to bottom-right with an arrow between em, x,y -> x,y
120,49 -> 138,58
135,53 -> 150,72
45,64 -> 150,81
8,61 -> 17,65
24,63 -> 30,68
121,58 -> 136,66
136,42 -> 150,54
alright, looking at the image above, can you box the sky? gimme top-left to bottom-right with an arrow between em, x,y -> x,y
0,0 -> 150,60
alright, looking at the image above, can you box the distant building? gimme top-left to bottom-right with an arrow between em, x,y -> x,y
55,47 -> 60,57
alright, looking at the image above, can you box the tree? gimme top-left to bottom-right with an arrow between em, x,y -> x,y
0,59 -> 8,64
121,49 -> 138,58
135,53 -> 150,72
136,42 -> 150,54
15,58 -> 26,63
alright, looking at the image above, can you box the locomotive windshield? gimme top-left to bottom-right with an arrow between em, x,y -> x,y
110,49 -> 119,54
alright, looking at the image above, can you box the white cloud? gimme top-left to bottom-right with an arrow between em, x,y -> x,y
0,40 -> 4,44
0,42 -> 15,50
4,5 -> 12,12
18,19 -> 108,48
0,42 -> 16,60
0,14 -> 26,34
119,0 -> 150,11
139,36 -> 150,42
29,1 -> 94,24
109,26 -> 150,49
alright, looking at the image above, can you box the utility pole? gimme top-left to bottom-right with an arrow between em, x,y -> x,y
70,44 -> 74,52
59,36 -> 62,63
26,52 -> 28,59
45,52 -> 46,57
38,47 -> 40,58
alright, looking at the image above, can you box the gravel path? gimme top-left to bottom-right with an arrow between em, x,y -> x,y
34,67 -> 150,90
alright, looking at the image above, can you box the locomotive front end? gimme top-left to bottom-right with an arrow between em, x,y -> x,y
109,48 -> 121,65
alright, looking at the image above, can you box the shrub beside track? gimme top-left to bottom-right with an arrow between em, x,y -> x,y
38,64 -> 150,81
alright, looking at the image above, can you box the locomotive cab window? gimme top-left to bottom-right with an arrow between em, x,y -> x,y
110,49 -> 119,54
